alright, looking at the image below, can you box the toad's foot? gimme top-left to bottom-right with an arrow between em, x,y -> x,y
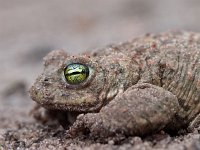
68,83 -> 179,139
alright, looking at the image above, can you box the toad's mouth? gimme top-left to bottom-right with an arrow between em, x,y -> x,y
29,67 -> 106,113
39,102 -> 101,113
29,84 -> 102,112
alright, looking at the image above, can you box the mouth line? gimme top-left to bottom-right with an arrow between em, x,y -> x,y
39,100 -> 100,113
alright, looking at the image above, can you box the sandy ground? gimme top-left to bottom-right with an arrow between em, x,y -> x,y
1,0 -> 200,149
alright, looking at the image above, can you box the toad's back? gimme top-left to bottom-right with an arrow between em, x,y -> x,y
94,31 -> 200,127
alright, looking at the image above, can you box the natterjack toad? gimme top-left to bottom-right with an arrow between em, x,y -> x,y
30,31 -> 200,139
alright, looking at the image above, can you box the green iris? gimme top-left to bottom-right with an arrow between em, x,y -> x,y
64,63 -> 89,85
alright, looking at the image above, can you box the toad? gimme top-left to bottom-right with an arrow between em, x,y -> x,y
30,31 -> 200,139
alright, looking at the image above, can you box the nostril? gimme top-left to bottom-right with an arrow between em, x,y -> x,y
44,78 -> 49,82
43,78 -> 51,86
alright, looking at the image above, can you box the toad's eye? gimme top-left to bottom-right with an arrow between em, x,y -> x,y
64,63 -> 89,85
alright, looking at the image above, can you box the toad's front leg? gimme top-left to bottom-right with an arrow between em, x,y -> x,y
68,83 -> 179,138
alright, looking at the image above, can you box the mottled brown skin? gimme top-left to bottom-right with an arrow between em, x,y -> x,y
30,31 -> 200,139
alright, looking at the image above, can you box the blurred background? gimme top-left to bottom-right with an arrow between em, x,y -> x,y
0,0 -> 200,131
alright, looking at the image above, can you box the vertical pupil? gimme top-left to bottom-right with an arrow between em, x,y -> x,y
64,63 -> 89,84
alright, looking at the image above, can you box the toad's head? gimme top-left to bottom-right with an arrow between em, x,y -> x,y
29,50 -> 106,112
